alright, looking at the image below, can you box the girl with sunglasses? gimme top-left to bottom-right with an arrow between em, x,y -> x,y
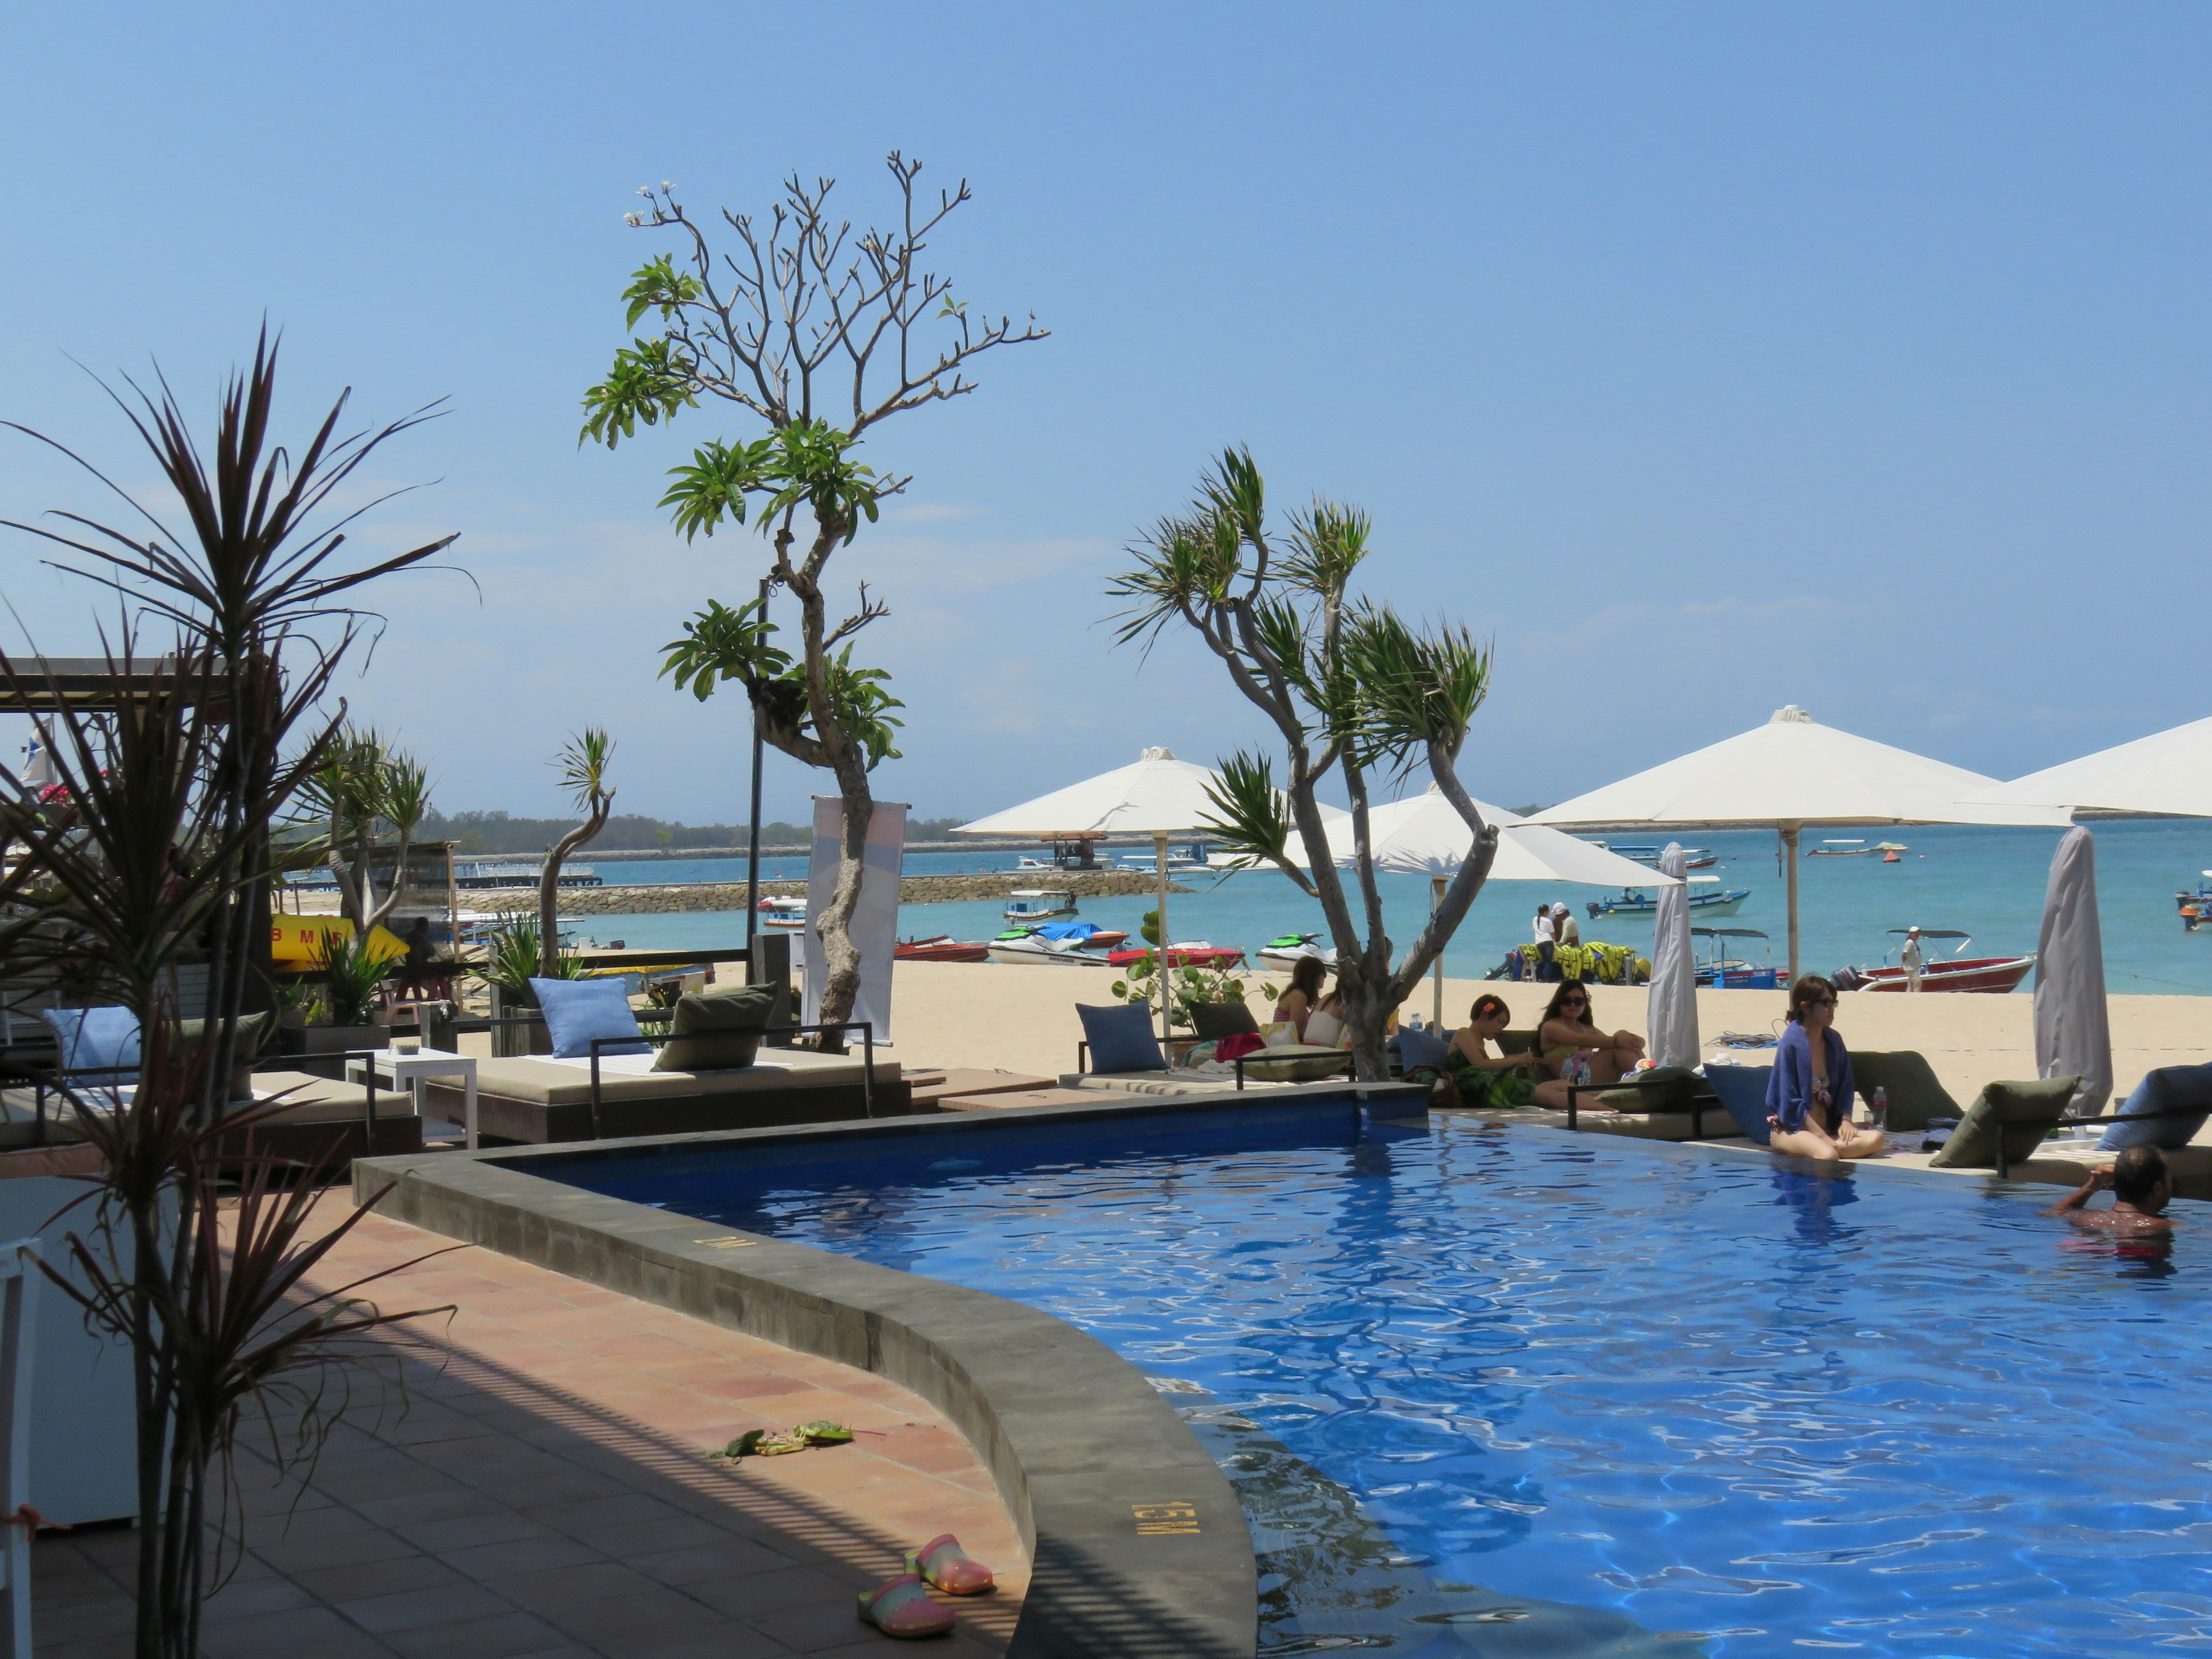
1766,974 -> 1887,1160
1535,979 -> 1647,1086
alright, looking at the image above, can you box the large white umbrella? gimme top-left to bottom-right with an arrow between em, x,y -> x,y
1646,843 -> 1699,1069
1325,785 -> 1680,1024
2033,827 -> 2112,1116
1968,714 -> 2212,817
956,747 -> 1227,1044
1528,705 -> 2072,979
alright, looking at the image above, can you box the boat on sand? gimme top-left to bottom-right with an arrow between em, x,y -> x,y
1838,930 -> 2035,994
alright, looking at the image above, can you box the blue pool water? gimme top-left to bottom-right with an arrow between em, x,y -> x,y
548,1111 -> 2212,1656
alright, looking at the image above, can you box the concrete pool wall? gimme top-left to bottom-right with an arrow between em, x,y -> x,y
354,1081 -> 1431,1658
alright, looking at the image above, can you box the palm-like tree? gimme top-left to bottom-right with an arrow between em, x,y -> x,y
540,729 -> 615,974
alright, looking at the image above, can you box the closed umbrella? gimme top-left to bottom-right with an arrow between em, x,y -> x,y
2033,827 -> 2112,1116
1646,843 -> 1699,1069
1529,706 -> 2071,979
956,747 -> 1232,1045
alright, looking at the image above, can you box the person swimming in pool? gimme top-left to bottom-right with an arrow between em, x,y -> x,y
2050,1146 -> 2175,1236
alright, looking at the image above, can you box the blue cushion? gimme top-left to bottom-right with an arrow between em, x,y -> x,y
1078,1003 -> 1165,1074
1704,1063 -> 1774,1145
42,1006 -> 142,1082
530,976 -> 647,1059
2100,1065 -> 2212,1152
1396,1026 -> 1453,1071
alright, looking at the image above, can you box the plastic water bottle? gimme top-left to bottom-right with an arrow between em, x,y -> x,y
1408,1013 -> 1425,1032
1869,1086 -> 1888,1133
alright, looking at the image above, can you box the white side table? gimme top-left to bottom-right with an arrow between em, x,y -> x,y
346,1046 -> 480,1150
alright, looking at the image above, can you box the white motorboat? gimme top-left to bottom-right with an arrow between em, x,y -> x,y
757,895 -> 808,930
986,934 -> 1112,967
1004,889 -> 1078,922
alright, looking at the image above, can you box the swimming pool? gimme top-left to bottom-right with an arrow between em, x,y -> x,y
545,1107 -> 2212,1657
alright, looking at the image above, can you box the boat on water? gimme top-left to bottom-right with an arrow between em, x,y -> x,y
1838,930 -> 2035,994
1805,839 -> 1911,859
1587,879 -> 1749,919
1692,927 -> 1785,990
1256,932 -> 1338,971
1580,840 -> 1718,870
756,895 -> 808,930
1003,888 -> 1078,922
1106,941 -> 1248,970
1116,846 -> 1210,873
453,859 -> 603,889
895,935 -> 991,963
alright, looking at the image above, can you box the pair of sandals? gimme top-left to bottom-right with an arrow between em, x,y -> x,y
857,1535 -> 995,1638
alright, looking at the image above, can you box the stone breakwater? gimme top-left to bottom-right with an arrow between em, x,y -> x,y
468,869 -> 1190,916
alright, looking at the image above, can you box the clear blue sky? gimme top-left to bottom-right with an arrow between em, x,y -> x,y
2,5 -> 2205,824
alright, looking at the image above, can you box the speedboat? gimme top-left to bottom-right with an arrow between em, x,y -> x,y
895,935 -> 991,963
995,921 -> 1128,950
1106,941 -> 1247,970
1838,930 -> 2035,994
757,895 -> 808,929
1692,927 -> 1783,990
1587,880 -> 1749,918
1581,840 -> 1717,870
1003,888 -> 1077,923
988,933 -> 1112,967
1256,932 -> 1338,971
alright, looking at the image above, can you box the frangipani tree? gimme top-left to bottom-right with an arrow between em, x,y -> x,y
1109,449 -> 1497,1080
540,728 -> 615,974
581,153 -> 1044,1031
305,726 -> 430,930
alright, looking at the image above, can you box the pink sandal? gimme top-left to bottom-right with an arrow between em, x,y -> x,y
906,1533 -> 995,1596
857,1573 -> 957,1638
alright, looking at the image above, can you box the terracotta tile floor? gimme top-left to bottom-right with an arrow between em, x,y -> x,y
36,1207 -> 1027,1658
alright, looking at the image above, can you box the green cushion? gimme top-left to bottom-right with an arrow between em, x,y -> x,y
1240,1044 -> 1355,1084
1929,1077 -> 2079,1169
1850,1051 -> 1959,1132
1496,1029 -> 1539,1058
651,986 -> 777,1073
172,1012 -> 274,1100
1588,1065 -> 1699,1113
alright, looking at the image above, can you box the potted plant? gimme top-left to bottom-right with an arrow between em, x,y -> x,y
475,912 -> 576,1056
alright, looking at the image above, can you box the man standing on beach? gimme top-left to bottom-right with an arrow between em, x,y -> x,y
2050,1148 -> 2174,1236
1552,903 -> 1580,947
1901,926 -> 1925,992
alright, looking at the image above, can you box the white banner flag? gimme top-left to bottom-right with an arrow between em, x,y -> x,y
802,796 -> 906,1044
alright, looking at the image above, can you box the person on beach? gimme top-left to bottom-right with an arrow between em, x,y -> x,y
1551,903 -> 1580,947
1901,926 -> 1925,991
1536,980 -> 1646,1086
1274,955 -> 1329,1039
1766,974 -> 1887,1160
1533,905 -> 1556,946
1441,994 -> 1572,1111
2050,1148 -> 2174,1236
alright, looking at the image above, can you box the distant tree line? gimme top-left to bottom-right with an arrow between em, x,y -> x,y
421,808 -> 971,855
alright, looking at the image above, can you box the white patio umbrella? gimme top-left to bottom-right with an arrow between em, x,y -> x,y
1968,714 -> 2212,817
1646,844 -> 1699,1069
956,747 -> 1229,1044
1312,786 -> 1679,1025
1529,706 -> 2072,980
2033,827 -> 2112,1116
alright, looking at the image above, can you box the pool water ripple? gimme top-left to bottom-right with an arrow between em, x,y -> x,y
556,1114 -> 2212,1656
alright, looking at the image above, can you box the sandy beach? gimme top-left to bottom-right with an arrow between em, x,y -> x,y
882,960 -> 2212,1103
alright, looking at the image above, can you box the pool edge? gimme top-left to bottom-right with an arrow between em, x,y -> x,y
346,1090 -> 1451,1659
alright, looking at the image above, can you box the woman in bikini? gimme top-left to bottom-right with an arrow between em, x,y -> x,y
1767,974 -> 1886,1160
1535,980 -> 1647,1086
1441,994 -> 1571,1111
1273,955 -> 1330,1039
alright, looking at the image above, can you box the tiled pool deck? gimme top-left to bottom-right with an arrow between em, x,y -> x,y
36,1208 -> 1027,1659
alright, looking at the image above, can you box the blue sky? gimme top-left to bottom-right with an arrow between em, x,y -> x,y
1,5 -> 2205,824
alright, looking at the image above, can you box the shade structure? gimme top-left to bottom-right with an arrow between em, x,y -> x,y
1969,714 -> 2212,817
956,747 -> 1229,1047
1304,786 -> 1675,1027
1646,843 -> 1700,1069
1528,705 -> 2073,978
2033,827 -> 2112,1116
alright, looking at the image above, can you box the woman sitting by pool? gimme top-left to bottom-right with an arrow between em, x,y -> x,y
1535,979 -> 1646,1086
1274,955 -> 1346,1045
1767,974 -> 1887,1161
1442,994 -> 1571,1111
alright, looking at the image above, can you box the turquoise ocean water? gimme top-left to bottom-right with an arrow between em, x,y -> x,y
577,819 -> 2212,995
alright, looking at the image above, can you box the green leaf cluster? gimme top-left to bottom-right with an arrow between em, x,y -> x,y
660,597 -> 903,771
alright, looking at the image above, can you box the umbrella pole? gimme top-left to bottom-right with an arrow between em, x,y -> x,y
1781,821 -> 1802,983
1431,874 -> 1447,1028
1156,832 -> 1171,1050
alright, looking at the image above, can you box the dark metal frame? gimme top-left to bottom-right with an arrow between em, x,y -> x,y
586,1020 -> 875,1141
1565,1073 -> 1716,1138
1074,1038 -> 1358,1092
